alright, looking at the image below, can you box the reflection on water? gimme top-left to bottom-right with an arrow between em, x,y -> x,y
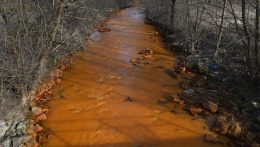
42,5 -> 226,147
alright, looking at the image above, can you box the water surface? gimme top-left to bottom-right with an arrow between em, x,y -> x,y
42,6 -> 226,147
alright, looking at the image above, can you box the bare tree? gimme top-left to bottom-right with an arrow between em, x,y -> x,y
141,0 -> 259,83
214,0 -> 227,62
255,0 -> 259,82
0,0 -> 129,119
170,0 -> 176,27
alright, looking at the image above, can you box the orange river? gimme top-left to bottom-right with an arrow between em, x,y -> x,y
42,3 -> 227,147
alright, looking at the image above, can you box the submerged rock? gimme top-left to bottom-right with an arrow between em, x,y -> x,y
124,96 -> 134,102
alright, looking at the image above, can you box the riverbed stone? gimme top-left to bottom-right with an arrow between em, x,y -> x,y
37,113 -> 47,121
229,121 -> 241,137
184,89 -> 194,94
189,106 -> 203,116
202,101 -> 218,113
2,138 -> 11,147
16,122 -> 28,136
212,115 -> 229,135
12,136 -> 31,147
0,120 -> 9,141
0,120 -> 29,147
31,107 -> 42,115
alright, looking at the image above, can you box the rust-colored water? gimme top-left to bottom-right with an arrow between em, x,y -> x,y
42,5 -> 226,147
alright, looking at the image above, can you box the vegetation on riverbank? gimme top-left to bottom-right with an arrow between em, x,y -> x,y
0,0 -> 132,120
0,0 -> 132,146
140,0 -> 260,146
141,0 -> 259,84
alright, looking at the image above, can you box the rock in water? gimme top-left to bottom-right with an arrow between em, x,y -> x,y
188,106 -> 203,116
37,114 -> 47,121
138,48 -> 153,55
171,95 -> 184,104
31,107 -> 42,115
125,96 -> 134,102
202,101 -> 218,113
34,124 -> 43,133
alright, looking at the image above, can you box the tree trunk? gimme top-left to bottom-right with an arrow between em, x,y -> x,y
170,0 -> 176,27
214,0 -> 227,62
242,0 -> 253,80
255,0 -> 260,82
